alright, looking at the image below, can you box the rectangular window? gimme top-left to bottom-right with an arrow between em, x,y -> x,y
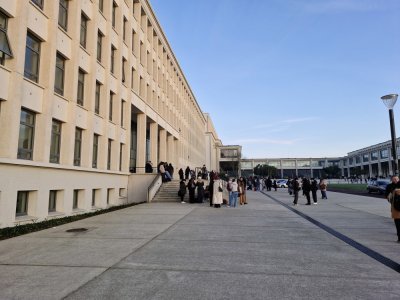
99,0 -> 104,12
48,190 -> 57,212
381,149 -> 389,159
140,41 -> 145,65
110,45 -> 116,74
16,191 -> 29,216
131,67 -> 137,90
122,58 -> 126,83
132,30 -> 137,55
0,11 -> 13,65
24,32 -> 41,82
112,1 -> 117,28
120,100 -> 125,127
107,188 -> 111,205
31,0 -> 44,9
73,189 -> 79,209
92,134 -> 99,168
95,81 -> 101,114
54,52 -> 65,95
18,109 -> 35,160
77,69 -> 85,106
123,17 -> 127,42
50,119 -> 62,163
109,92 -> 114,121
92,189 -> 97,206
107,139 -> 112,170
58,0 -> 68,30
80,13 -> 88,48
371,151 -> 379,161
74,127 -> 82,166
363,154 -> 369,163
119,143 -> 123,171
97,31 -> 103,62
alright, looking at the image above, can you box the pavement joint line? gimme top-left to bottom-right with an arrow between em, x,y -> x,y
0,263 -> 107,269
109,266 -> 396,281
260,191 -> 400,274
61,207 -> 196,299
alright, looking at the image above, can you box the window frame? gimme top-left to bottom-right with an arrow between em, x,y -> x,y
0,11 -> 13,65
97,30 -> 103,62
54,52 -> 66,96
92,134 -> 99,168
109,92 -> 114,121
58,0 -> 68,31
16,191 -> 29,217
50,119 -> 62,164
74,127 -> 82,166
48,190 -> 57,212
80,13 -> 88,49
95,81 -> 101,114
110,45 -> 116,74
18,109 -> 35,160
31,0 -> 44,10
107,138 -> 112,170
73,189 -> 79,209
24,32 -> 41,83
77,68 -> 85,106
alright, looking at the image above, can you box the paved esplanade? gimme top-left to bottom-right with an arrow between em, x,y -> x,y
0,190 -> 400,299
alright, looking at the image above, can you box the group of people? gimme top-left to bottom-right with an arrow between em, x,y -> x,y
145,161 -> 175,182
287,178 -> 328,205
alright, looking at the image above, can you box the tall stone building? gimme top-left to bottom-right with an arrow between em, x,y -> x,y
0,0 -> 221,228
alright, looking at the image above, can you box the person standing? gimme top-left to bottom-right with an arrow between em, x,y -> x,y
238,177 -> 246,205
319,178 -> 328,199
311,178 -> 318,204
230,178 -> 239,207
212,175 -> 223,208
227,178 -> 233,207
302,178 -> 311,205
168,163 -> 174,179
196,178 -> 205,203
273,179 -> 278,191
209,172 -> 215,207
178,179 -> 187,203
187,177 -> 196,203
385,176 -> 400,242
293,178 -> 300,206
178,168 -> 184,180
145,161 -> 153,173
185,166 -> 190,180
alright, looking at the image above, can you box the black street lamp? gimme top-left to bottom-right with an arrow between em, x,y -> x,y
381,94 -> 399,175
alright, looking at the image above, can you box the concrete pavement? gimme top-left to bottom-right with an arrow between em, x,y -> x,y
0,189 -> 399,299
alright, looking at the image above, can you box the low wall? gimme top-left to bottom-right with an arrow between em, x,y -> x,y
128,174 -> 158,203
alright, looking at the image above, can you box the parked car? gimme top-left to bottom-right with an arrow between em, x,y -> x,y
276,179 -> 288,188
367,180 -> 389,195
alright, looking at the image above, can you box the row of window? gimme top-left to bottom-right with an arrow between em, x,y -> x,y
346,149 -> 393,165
16,188 -> 126,217
18,108 -> 125,170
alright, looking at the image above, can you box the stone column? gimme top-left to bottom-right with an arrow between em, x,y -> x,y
167,134 -> 174,164
159,128 -> 167,162
149,122 -> 158,169
136,113 -> 147,173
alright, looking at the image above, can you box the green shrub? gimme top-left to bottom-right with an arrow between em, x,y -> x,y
0,202 -> 144,241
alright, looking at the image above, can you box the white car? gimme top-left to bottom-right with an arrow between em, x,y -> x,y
276,179 -> 288,188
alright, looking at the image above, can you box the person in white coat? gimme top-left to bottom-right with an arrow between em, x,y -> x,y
212,175 -> 223,208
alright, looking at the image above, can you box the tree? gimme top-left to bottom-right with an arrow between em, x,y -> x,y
254,164 -> 278,177
322,166 -> 341,178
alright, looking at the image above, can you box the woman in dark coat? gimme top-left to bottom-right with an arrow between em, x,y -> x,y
185,166 -> 190,180
311,179 -> 318,204
178,180 -> 187,203
178,168 -> 184,180
187,177 -> 196,203
197,179 -> 205,203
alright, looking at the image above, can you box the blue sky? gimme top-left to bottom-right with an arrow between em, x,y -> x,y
150,0 -> 400,159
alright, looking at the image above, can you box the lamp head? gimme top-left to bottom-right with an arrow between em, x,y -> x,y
381,94 -> 398,109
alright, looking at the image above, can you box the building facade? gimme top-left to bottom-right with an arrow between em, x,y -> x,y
240,158 -> 341,179
339,139 -> 400,178
0,0 -> 220,228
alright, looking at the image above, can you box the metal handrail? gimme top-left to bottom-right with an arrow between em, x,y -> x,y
147,174 -> 162,203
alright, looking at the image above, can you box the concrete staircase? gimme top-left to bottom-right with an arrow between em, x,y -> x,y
152,180 -> 181,203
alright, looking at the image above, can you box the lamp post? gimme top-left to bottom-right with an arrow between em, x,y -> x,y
381,94 -> 399,175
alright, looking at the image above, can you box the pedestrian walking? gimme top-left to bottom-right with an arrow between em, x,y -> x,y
302,178 -> 311,205
319,179 -> 328,199
178,168 -> 184,180
197,178 -> 205,203
311,178 -> 318,204
293,178 -> 300,205
239,177 -> 247,205
229,178 -> 239,207
212,175 -> 223,208
385,175 -> 400,242
178,179 -> 186,203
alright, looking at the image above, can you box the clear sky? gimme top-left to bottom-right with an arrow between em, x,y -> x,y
150,0 -> 400,159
